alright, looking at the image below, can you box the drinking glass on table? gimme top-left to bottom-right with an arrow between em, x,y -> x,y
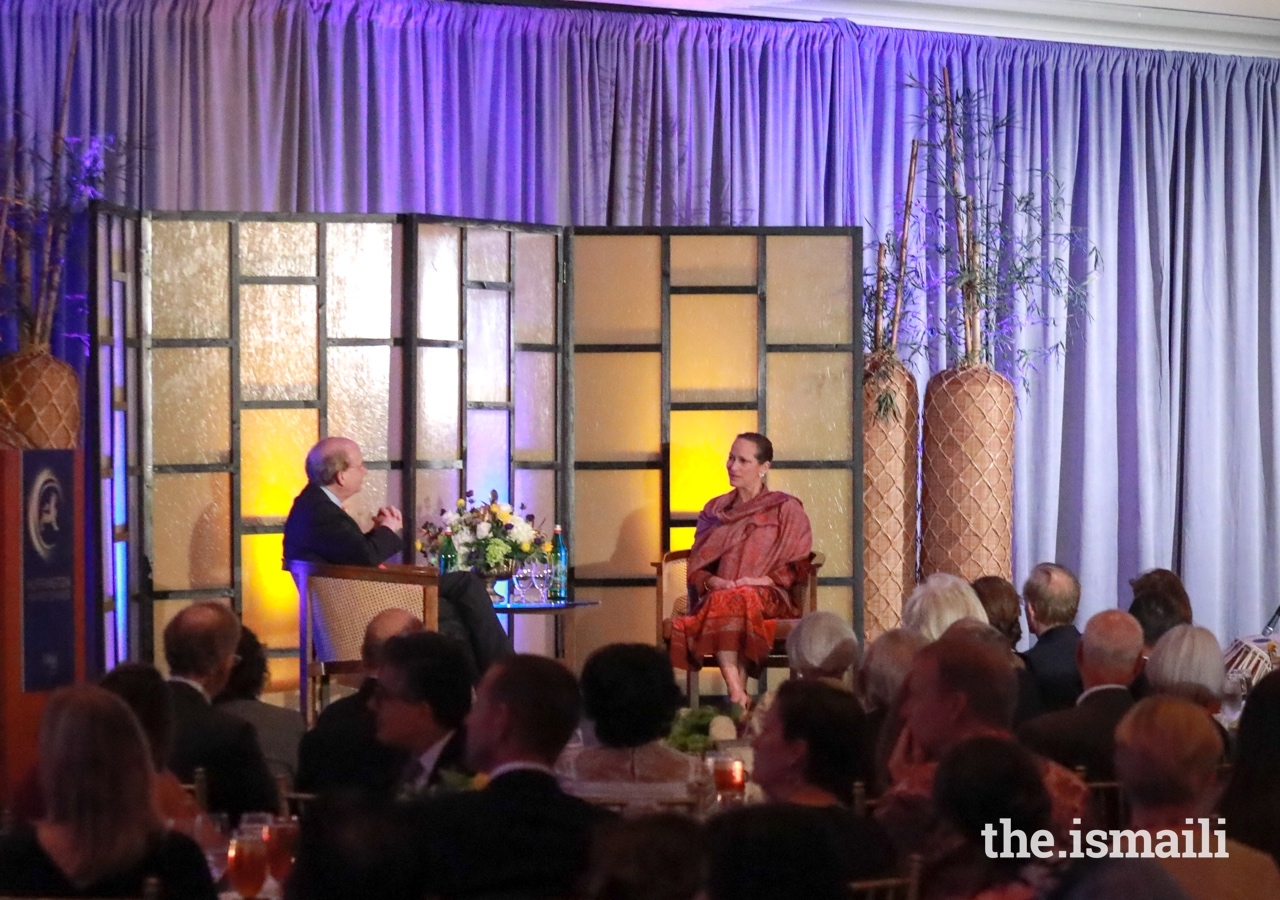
513,561 -> 536,604
1221,670 -> 1250,722
266,814 -> 301,885
711,752 -> 748,807
184,812 -> 230,883
531,561 -> 552,603
228,824 -> 269,899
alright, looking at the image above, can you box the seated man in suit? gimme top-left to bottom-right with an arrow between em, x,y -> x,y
406,654 -> 613,899
1017,609 -> 1144,779
283,436 -> 511,675
373,631 -> 475,801
164,602 -> 279,820
1020,562 -> 1084,712
296,608 -> 423,796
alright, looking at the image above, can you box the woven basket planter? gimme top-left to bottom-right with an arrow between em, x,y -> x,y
0,347 -> 80,449
920,364 -> 1014,582
862,352 -> 918,642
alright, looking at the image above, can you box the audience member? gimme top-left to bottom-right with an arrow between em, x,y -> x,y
284,794 -> 421,900
1145,624 -> 1225,711
942,618 -> 1043,725
1017,610 -> 1144,778
859,628 -> 928,795
929,736 -> 1054,900
705,805 -> 857,900
750,679 -> 895,880
746,611 -> 860,738
580,813 -> 704,900
164,602 -> 278,819
373,631 -> 475,801
971,575 -> 1023,650
0,685 -> 215,899
875,634 -> 1088,859
557,643 -> 701,784
1217,669 -> 1280,867
902,573 -> 988,642
214,625 -> 306,782
295,608 -> 424,796
1020,563 -> 1084,711
407,654 -> 613,898
1128,568 -> 1193,648
1114,696 -> 1280,900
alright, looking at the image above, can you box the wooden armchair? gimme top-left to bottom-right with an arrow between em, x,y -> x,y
849,855 -> 922,900
288,561 -> 440,724
653,550 -> 823,707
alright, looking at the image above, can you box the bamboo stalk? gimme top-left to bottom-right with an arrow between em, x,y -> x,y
0,136 -> 16,294
941,69 -> 974,363
873,242 -> 887,352
35,14 -> 81,347
966,194 -> 980,364
889,139 -> 920,352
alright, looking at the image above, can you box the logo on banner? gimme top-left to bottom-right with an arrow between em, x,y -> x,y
25,467 -> 65,562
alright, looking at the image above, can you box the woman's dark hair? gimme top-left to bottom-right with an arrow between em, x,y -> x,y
734,432 -> 773,464
217,625 -> 270,702
1128,568 -> 1193,646
1218,669 -> 1280,854
934,736 -> 1051,875
706,805 -> 848,900
971,576 -> 1022,648
774,678 -> 867,805
582,643 -> 682,748
99,663 -> 174,772
581,813 -> 704,900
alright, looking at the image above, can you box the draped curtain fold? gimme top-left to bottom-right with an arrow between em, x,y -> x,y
3,0 -> 1280,639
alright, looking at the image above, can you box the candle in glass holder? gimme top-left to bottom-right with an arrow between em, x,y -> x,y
713,756 -> 747,794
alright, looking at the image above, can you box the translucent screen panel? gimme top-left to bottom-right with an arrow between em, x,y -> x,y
419,224 -> 461,341
573,236 -> 660,344
466,409 -> 510,504
266,658 -> 300,694
767,353 -> 854,461
514,352 -> 555,462
573,353 -> 660,462
670,527 -> 697,552
241,533 -> 301,650
569,587 -> 658,671
573,470 -> 661,579
241,409 -> 319,519
514,469 -> 556,534
327,222 -> 396,339
416,469 -> 462,562
151,347 -> 230,466
514,233 -> 556,345
767,469 -> 853,578
466,228 -> 510,283
669,235 -> 757,287
765,235 -> 854,345
343,470 -> 398,536
466,289 -> 510,403
240,284 -> 318,402
417,348 -> 460,460
669,410 -> 758,517
151,473 -> 231,591
817,586 -> 854,625
150,220 -> 229,339
328,346 -> 395,461
239,221 -> 316,277
670,294 -> 757,403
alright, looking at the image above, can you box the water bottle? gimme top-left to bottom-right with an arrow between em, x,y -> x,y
438,528 -> 458,574
549,525 -> 568,602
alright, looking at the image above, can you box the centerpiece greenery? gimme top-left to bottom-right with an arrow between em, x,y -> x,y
419,489 -> 552,574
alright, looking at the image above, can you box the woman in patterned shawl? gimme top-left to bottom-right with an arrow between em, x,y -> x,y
669,433 -> 812,709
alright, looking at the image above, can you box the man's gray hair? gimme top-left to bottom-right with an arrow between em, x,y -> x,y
305,437 -> 354,487
1022,562 -> 1081,629
902,573 -> 988,643
859,628 -> 928,711
1146,624 -> 1225,703
786,611 -> 859,678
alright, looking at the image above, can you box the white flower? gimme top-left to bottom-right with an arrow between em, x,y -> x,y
708,716 -> 738,741
498,503 -> 513,515
446,512 -> 462,529
476,522 -> 492,539
509,519 -> 536,545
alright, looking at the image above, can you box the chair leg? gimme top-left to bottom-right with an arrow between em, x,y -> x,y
757,668 -> 768,694
687,667 -> 699,709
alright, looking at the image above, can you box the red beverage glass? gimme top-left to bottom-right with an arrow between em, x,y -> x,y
267,817 -> 301,883
228,827 -> 268,899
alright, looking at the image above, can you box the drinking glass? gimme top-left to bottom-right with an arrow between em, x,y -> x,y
711,753 -> 748,807
228,824 -> 268,899
513,561 -> 536,604
531,561 -> 552,603
189,812 -> 230,883
266,815 -> 301,885
1221,670 -> 1249,722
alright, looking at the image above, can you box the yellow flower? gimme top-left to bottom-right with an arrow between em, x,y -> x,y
414,540 -> 424,553
541,542 -> 553,554
456,498 -> 466,509
497,510 -> 512,523
520,542 -> 532,553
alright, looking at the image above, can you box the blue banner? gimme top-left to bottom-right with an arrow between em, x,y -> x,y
22,450 -> 76,692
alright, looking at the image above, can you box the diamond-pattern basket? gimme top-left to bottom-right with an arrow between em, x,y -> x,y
862,353 -> 918,642
920,365 -> 1014,582
0,348 -> 80,450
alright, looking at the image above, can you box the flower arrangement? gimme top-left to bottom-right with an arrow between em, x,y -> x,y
419,489 -> 551,574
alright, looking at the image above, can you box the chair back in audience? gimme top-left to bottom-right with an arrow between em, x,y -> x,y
849,854 -> 921,900
562,779 -> 702,816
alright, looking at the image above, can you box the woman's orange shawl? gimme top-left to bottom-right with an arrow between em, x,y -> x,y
686,488 -> 813,612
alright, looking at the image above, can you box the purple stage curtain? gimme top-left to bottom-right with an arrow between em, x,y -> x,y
3,0 -> 1280,641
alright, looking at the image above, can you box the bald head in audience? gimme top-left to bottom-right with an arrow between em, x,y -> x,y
361,609 -> 425,672
163,602 -> 241,697
1077,610 -> 1145,690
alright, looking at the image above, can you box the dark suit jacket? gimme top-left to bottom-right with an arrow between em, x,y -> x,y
1020,624 -> 1084,712
295,679 -> 408,798
283,482 -> 402,566
407,768 -> 614,899
395,728 -> 472,801
1016,684 -> 1134,779
166,681 -> 279,821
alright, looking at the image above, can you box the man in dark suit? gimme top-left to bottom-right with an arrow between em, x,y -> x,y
163,602 -> 279,820
406,654 -> 613,899
295,608 -> 423,797
1019,562 -> 1084,712
1017,609 -> 1145,779
372,630 -> 476,801
283,436 -> 511,674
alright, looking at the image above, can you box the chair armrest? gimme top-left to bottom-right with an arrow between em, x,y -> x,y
287,560 -> 441,586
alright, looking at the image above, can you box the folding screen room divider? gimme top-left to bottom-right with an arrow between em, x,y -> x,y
90,208 -> 863,699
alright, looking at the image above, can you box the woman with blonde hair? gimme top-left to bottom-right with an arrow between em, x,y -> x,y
0,684 -> 215,898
